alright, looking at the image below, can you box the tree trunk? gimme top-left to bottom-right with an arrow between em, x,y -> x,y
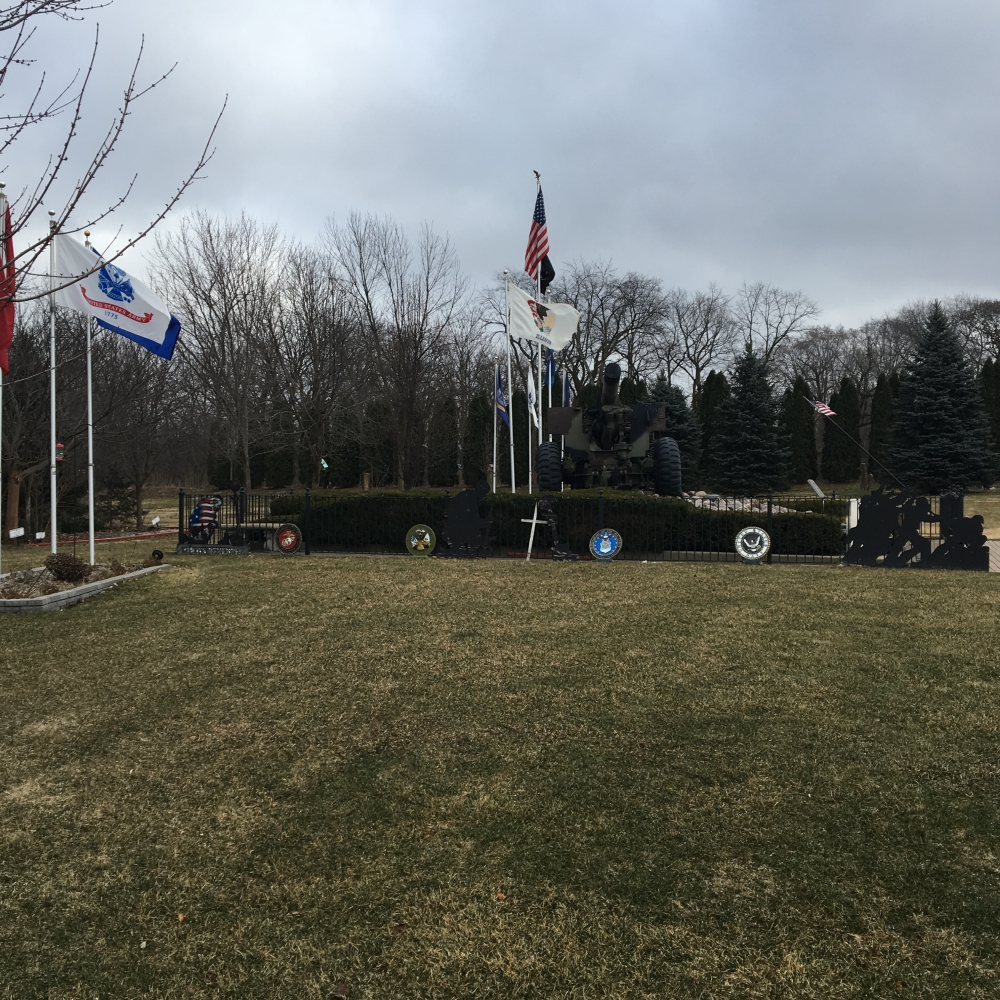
6,469 -> 20,532
241,409 -> 252,495
135,482 -> 144,531
455,396 -> 465,487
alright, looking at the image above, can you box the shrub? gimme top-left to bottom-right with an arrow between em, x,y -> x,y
268,489 -> 845,557
44,553 -> 90,583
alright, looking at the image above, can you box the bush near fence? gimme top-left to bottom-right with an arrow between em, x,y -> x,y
269,490 -> 844,557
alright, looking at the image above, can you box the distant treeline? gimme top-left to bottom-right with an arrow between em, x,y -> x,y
3,212 -> 998,535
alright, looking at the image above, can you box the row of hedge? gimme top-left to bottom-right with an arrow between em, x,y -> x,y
269,490 -> 846,557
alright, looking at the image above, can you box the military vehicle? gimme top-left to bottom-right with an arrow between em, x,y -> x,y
541,361 -> 683,494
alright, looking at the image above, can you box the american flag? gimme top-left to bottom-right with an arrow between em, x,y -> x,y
812,399 -> 836,417
525,187 -> 549,279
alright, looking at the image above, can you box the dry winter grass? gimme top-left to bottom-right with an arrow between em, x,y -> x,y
1,555 -> 999,998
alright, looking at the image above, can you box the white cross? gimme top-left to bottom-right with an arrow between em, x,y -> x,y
520,503 -> 548,562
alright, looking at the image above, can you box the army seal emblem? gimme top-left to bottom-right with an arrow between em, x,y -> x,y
406,524 -> 436,557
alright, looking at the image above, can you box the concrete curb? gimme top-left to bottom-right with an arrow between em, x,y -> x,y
0,563 -> 170,613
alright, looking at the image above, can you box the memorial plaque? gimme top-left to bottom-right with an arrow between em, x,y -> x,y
589,528 -> 622,562
735,526 -> 770,563
406,524 -> 437,557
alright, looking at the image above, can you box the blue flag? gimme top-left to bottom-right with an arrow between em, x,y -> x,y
544,348 -> 556,388
495,366 -> 510,428
562,367 -> 571,406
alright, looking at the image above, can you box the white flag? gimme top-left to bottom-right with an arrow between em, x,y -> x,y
507,282 -> 579,351
527,375 -> 539,428
53,235 -> 180,359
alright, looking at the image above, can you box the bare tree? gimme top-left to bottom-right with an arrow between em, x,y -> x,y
948,295 -> 1000,368
552,260 -> 664,394
734,282 -> 819,362
97,334 -> 172,527
0,0 -> 224,303
445,304 -> 492,486
262,245 -> 357,487
329,213 -> 466,488
664,284 -> 735,401
151,212 -> 281,494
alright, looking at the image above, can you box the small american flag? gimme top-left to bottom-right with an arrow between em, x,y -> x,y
525,187 -> 549,279
812,399 -> 836,417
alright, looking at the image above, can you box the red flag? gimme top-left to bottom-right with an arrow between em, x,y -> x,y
0,203 -> 14,376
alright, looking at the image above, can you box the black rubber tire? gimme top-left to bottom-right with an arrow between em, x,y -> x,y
537,441 -> 563,492
653,436 -> 682,496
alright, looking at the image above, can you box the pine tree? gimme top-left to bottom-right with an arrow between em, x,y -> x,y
714,348 -> 790,494
661,385 -> 702,482
890,301 -> 996,492
650,371 -> 670,402
821,377 -> 861,483
780,375 -> 817,484
694,370 -> 730,487
868,372 -> 894,483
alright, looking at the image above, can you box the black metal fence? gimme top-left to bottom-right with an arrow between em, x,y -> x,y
178,489 -> 299,552
178,489 -> 851,562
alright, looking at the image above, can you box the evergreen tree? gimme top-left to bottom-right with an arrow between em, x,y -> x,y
821,377 -> 861,483
868,372 -> 894,483
694,369 -> 730,487
659,384 -> 701,483
650,371 -> 671,402
713,348 -> 790,494
780,375 -> 818,484
619,377 -> 648,404
890,301 -> 996,492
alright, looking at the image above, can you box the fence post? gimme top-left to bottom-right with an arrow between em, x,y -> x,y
304,488 -> 312,556
599,489 -> 604,530
766,493 -> 773,564
177,489 -> 184,546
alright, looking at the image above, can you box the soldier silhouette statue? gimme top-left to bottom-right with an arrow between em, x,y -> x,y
441,480 -> 493,557
538,494 -> 578,560
845,487 -> 988,571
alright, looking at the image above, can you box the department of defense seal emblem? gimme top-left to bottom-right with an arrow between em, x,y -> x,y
734,526 -> 770,563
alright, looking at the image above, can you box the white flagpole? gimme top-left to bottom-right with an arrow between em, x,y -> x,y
547,352 -> 552,442
537,344 -> 543,447
504,273 -> 516,494
560,366 -> 566,492
84,231 -> 95,565
492,360 -> 498,494
48,213 -> 57,555
527,341 -> 533,495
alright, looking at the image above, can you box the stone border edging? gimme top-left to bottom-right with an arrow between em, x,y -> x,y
0,563 -> 170,613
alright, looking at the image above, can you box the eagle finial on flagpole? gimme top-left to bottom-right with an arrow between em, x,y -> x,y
533,169 -> 540,191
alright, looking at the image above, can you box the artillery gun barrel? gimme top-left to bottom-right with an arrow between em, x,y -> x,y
601,362 -> 622,406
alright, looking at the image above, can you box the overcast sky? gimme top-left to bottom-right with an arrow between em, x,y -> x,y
12,0 -> 1000,326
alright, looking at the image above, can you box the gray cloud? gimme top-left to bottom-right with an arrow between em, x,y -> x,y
11,0 -> 1000,326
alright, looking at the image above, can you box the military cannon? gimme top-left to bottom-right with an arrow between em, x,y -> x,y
540,362 -> 682,494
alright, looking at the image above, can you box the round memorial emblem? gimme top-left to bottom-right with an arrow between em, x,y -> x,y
735,526 -> 770,563
589,528 -> 622,562
275,523 -> 302,555
406,523 -> 436,557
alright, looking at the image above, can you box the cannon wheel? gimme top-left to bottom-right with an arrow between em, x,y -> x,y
537,441 -> 563,492
653,436 -> 682,496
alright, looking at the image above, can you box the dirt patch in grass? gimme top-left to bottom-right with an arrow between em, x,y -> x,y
1,556 -> 999,997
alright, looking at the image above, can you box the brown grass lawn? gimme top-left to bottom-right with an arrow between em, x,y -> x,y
2,555 -> 999,998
